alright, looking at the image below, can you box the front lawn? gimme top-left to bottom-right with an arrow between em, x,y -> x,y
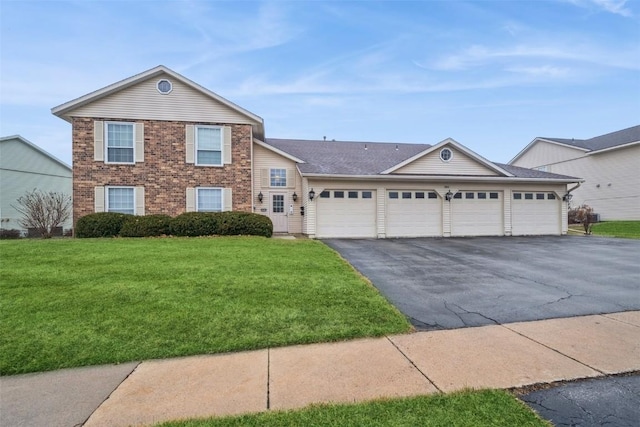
591,221 -> 640,239
0,237 -> 410,375
158,390 -> 549,427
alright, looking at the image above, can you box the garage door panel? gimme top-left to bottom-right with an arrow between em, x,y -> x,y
387,190 -> 442,237
512,192 -> 561,235
316,190 -> 376,238
451,191 -> 503,236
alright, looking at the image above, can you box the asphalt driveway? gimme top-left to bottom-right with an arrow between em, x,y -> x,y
324,236 -> 640,330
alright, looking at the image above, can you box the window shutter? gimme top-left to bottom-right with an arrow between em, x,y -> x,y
94,121 -> 104,161
185,125 -> 195,163
286,169 -> 296,188
135,186 -> 145,216
262,169 -> 269,187
186,187 -> 196,212
94,186 -> 105,212
223,126 -> 232,164
223,188 -> 233,211
135,123 -> 144,162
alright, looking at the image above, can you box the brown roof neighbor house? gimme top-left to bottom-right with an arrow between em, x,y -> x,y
53,65 -> 581,238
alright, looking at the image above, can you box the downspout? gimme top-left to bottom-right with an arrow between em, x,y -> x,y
563,182 -> 581,202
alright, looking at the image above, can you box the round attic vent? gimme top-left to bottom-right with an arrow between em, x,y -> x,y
157,79 -> 172,94
440,148 -> 453,162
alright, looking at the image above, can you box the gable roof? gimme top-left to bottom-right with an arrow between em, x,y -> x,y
510,124 -> 640,163
264,138 -> 580,182
382,138 -> 514,177
51,65 -> 265,138
0,135 -> 71,171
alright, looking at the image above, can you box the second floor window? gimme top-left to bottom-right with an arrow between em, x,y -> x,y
196,126 -> 222,166
270,168 -> 286,187
106,122 -> 134,163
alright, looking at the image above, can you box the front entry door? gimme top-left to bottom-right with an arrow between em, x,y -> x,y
270,193 -> 288,233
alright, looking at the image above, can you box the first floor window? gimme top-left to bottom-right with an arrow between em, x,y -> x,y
107,187 -> 134,214
106,122 -> 134,163
197,188 -> 222,212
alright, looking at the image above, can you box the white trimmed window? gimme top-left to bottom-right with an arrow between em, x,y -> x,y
196,126 -> 222,166
197,188 -> 223,212
270,168 -> 287,187
107,187 -> 135,214
106,122 -> 135,163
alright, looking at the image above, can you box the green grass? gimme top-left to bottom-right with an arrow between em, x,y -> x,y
157,390 -> 549,427
0,237 -> 410,375
590,221 -> 640,239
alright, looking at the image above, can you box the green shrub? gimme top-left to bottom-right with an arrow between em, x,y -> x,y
170,212 -> 220,237
75,212 -> 132,238
217,211 -> 273,237
120,214 -> 172,237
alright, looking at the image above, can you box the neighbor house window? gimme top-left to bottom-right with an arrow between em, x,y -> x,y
197,188 -> 222,212
106,122 -> 134,163
270,168 -> 287,187
107,187 -> 134,214
196,126 -> 222,166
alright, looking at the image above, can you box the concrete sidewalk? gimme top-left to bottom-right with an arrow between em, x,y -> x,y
2,311 -> 639,427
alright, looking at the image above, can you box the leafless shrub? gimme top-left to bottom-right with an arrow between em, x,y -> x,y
12,190 -> 72,239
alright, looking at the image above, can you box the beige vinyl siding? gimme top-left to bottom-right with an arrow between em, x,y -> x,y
394,147 -> 500,176
512,141 -> 585,169
546,145 -> 640,220
67,74 -> 259,125
253,144 -> 303,233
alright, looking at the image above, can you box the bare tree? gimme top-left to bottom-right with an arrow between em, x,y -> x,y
574,204 -> 594,235
12,190 -> 72,238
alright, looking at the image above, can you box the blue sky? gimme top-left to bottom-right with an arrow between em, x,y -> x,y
1,0 -> 639,165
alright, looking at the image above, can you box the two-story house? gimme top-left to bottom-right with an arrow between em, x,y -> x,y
53,65 -> 582,238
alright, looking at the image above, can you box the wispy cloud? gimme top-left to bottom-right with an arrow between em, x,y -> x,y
566,0 -> 634,17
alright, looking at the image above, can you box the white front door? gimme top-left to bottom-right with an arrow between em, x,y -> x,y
270,192 -> 288,233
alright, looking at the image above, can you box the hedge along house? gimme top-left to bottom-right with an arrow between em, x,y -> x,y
53,65 -> 581,238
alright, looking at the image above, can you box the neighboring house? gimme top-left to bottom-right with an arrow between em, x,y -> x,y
510,125 -> 640,221
0,135 -> 73,234
52,65 -> 581,238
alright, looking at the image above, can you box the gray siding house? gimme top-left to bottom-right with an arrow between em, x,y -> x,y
0,135 -> 73,234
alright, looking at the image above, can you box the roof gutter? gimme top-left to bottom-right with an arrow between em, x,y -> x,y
563,182 -> 581,202
300,173 -> 583,184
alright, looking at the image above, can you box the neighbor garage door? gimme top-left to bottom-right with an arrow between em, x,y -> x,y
511,191 -> 561,235
386,190 -> 442,237
451,191 -> 503,236
316,190 -> 376,238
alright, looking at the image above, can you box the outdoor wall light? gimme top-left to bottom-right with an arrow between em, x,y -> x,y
292,192 -> 298,202
445,190 -> 453,201
258,192 -> 263,203
562,193 -> 573,202
309,188 -> 316,201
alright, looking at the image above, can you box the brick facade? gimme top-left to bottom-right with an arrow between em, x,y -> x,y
72,117 -> 253,225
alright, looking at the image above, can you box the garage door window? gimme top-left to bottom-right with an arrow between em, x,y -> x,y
548,193 -> 556,200
490,192 -> 499,199
454,192 -> 462,199
362,191 -> 372,199
402,192 -> 412,199
415,192 -> 425,199
466,192 -> 474,199
514,193 -> 522,200
320,191 -> 330,198
525,193 -> 534,200
536,193 -> 545,200
428,192 -> 437,199
348,191 -> 358,199
389,192 -> 399,199
334,191 -> 344,198
478,192 -> 487,199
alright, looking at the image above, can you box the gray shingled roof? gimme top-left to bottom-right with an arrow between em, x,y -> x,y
542,124 -> 640,152
265,138 -> 430,175
265,138 -> 579,180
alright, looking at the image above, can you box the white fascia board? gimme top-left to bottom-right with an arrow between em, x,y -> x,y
382,137 -> 513,177
301,173 -> 583,184
51,65 -> 264,128
253,139 -> 305,163
586,140 -> 640,155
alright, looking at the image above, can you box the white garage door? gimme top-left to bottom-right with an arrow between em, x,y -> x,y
511,191 -> 561,235
451,191 -> 503,236
316,190 -> 376,238
386,190 -> 442,237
